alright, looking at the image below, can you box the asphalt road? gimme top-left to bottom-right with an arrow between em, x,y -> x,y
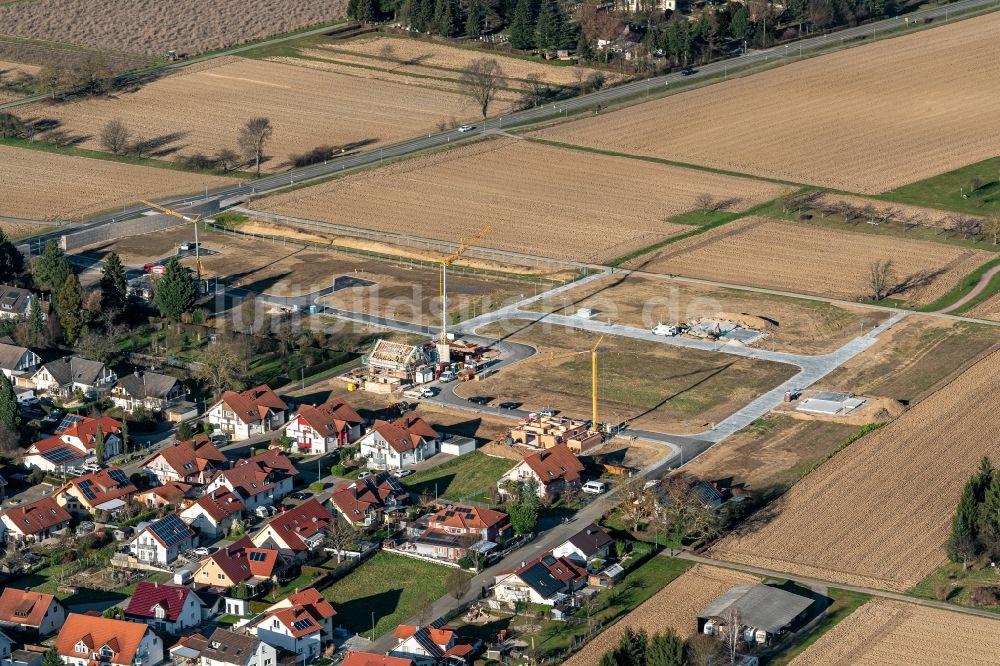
15,0 -> 999,254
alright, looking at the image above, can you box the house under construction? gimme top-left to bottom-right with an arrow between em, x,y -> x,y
506,415 -> 603,454
363,339 -> 434,384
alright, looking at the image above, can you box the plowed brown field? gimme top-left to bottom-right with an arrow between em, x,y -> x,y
537,13 -> 1000,193
710,349 -> 1000,592
627,216 -> 992,306
790,599 -> 1000,666
0,0 -> 345,55
23,57 -> 483,171
0,145 -> 235,220
253,139 -> 791,262
564,565 -> 759,666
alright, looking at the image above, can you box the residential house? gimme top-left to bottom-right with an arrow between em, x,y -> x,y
206,385 -> 287,441
252,498 -> 335,560
136,482 -> 195,510
127,514 -> 197,566
30,356 -> 116,399
507,416 -> 602,454
124,582 -> 204,635
142,436 -> 227,487
342,654 -> 413,666
497,444 -> 584,502
493,553 -> 587,607
261,588 -> 337,649
111,371 -> 185,415
358,414 -> 440,470
55,613 -> 164,666
329,472 -> 409,527
0,343 -> 41,388
0,588 -> 67,637
24,415 -> 123,472
205,449 -> 297,512
0,630 -> 11,665
552,523 -> 614,567
623,0 -> 675,11
284,398 -> 364,454
1,497 -> 71,544
697,584 -> 815,645
180,489 -> 245,539
168,633 -> 209,665
194,536 -> 282,595
56,467 -> 137,517
0,475 -> 5,502
390,622 -> 477,666
200,629 -> 276,666
0,286 -> 34,322
404,504 -> 510,563
246,605 -> 322,663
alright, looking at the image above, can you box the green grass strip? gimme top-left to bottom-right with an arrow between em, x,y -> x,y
918,256 -> 1000,313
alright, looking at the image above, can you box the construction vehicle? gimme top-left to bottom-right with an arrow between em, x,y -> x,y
516,336 -> 604,431
139,200 -> 205,284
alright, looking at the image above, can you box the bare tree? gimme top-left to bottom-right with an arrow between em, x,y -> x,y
868,259 -> 895,301
214,148 -> 240,173
196,341 -> 250,397
458,58 -> 505,120
324,517 -> 359,563
100,118 -> 130,155
719,606 -> 744,666
0,423 -> 22,462
237,117 -> 273,177
686,633 -> 727,666
695,193 -> 716,212
617,475 -> 656,533
988,215 -> 1000,246
446,568 -> 471,600
950,214 -> 983,241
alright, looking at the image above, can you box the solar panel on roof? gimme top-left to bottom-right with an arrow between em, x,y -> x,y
108,469 -> 129,485
292,619 -> 314,630
55,414 -> 84,434
149,514 -> 191,547
42,447 -> 79,464
248,551 -> 267,562
79,479 -> 96,500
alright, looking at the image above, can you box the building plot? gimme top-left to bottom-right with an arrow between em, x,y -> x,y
0,145 -> 235,220
710,349 -> 1000,592
252,138 -> 791,263
537,12 -> 1000,194
625,216 -> 993,307
789,599 -> 1000,666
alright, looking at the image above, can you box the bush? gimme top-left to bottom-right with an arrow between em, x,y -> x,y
970,586 -> 1000,607
309,482 -> 324,493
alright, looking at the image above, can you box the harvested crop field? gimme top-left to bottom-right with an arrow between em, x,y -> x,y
311,35 -> 615,88
465,320 -> 797,434
0,59 -> 39,102
710,349 -> 1000,592
253,139 -> 791,262
963,289 -> 1000,321
627,216 -> 993,306
524,272 -> 887,354
0,0 -> 345,55
564,565 -> 759,666
0,220 -> 55,240
24,57 -> 484,171
537,13 -> 1000,193
789,599 -> 1000,666
0,145 -> 235,220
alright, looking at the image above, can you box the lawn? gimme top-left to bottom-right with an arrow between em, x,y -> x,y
321,552 -> 467,638
263,566 -> 327,602
909,561 -> 1000,614
767,587 -> 872,665
879,156 -> 1000,216
402,451 -> 514,503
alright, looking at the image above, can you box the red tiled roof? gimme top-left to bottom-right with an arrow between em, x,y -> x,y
143,436 -> 226,476
63,416 -> 122,447
219,385 -> 287,425
191,489 -> 245,522
55,613 -> 150,665
1,497 -> 71,535
138,481 -> 194,505
285,587 -> 336,621
342,654 -> 413,666
428,504 -> 508,532
330,473 -> 407,523
521,444 -> 584,485
217,449 -> 298,498
125,582 -> 197,622
258,498 -> 334,552
264,606 -> 322,637
370,414 -> 438,454
205,536 -> 279,584
0,588 -> 61,627
295,398 -> 363,438
62,466 -> 137,509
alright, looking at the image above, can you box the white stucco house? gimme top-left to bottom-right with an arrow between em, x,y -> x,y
125,582 -> 204,635
127,514 -> 197,566
358,414 -> 440,470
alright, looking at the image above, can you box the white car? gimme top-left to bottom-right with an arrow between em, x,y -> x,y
458,124 -> 475,132
193,547 -> 211,556
582,480 -> 608,494
652,323 -> 681,337
420,387 -> 436,398
357,471 -> 373,480
393,469 -> 414,478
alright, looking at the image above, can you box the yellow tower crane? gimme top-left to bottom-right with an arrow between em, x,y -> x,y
516,336 -> 604,430
139,199 -> 205,283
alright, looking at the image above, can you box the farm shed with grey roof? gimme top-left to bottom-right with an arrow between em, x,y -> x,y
698,584 -> 814,635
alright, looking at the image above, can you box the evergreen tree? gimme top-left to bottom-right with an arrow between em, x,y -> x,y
418,0 -> 436,31
465,0 -> 485,37
972,456 -> 994,502
0,229 -> 24,283
0,372 -> 20,430
576,31 -> 592,60
508,0 -> 536,50
598,652 -> 617,666
154,258 -> 197,320
507,502 -> 538,534
436,0 -> 461,37
981,470 -> 1000,538
730,4 -> 750,40
33,240 -> 71,294
55,273 -> 85,344
354,0 -> 378,22
948,478 -> 981,566
100,251 -> 129,315
94,426 -> 105,464
535,0 -> 566,52
121,419 -> 130,454
42,649 -> 62,666
648,629 -> 686,666
399,0 -> 414,25
27,297 -> 44,346
347,0 -> 360,18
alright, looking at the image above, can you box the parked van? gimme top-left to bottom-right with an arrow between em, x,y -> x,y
582,480 -> 608,494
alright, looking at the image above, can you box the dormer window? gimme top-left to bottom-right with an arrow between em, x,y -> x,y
153,605 -> 165,619
75,643 -> 88,654
100,646 -> 115,659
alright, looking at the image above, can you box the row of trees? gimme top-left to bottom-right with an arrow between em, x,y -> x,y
598,626 -> 737,666
948,457 -> 1000,569
616,473 -> 724,547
